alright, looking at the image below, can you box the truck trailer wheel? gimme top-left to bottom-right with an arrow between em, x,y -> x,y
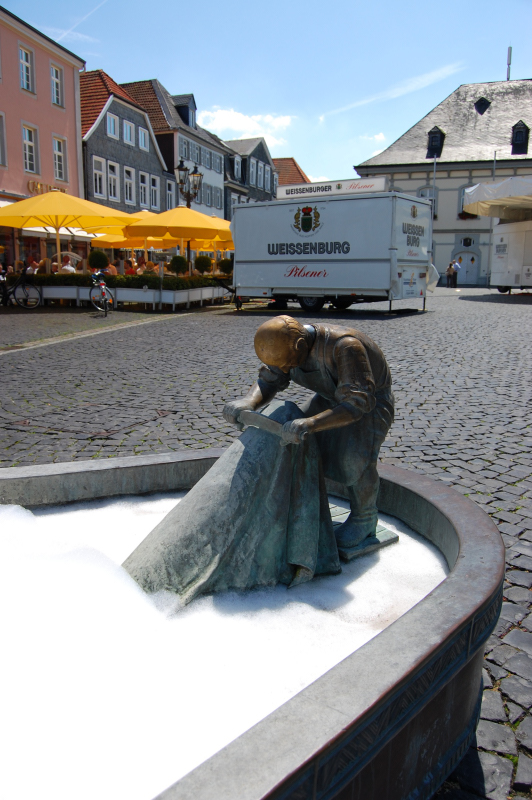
497,286 -> 510,294
331,297 -> 353,310
298,296 -> 325,312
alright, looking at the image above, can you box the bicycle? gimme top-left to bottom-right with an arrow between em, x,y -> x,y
90,271 -> 114,316
0,266 -> 42,309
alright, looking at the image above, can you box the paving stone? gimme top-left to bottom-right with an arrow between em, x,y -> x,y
521,614 -> 532,633
503,628 -> 532,656
514,751 -> 532,791
482,668 -> 493,689
504,586 -> 532,605
509,555 -> 532,571
480,690 -> 507,722
499,601 -> 528,623
453,748 -> 513,800
516,715 -> 532,749
475,719 -> 516,754
487,663 -> 508,681
487,644 -> 519,666
504,652 -> 532,681
500,675 -> 532,708
507,569 -> 532,589
506,701 -> 525,724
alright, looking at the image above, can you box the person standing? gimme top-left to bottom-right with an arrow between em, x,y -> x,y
452,258 -> 461,287
446,263 -> 455,288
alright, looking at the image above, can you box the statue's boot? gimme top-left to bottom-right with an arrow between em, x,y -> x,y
334,514 -> 377,549
288,566 -> 314,588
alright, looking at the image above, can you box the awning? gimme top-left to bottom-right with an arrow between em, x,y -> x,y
464,177 -> 532,220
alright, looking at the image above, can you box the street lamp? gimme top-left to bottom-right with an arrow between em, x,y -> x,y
175,160 -> 203,209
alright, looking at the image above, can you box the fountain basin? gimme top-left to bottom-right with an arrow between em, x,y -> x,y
0,452 -> 504,800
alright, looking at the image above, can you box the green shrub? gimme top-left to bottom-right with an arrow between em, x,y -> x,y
88,249 -> 109,271
12,273 -> 219,291
170,255 -> 188,274
218,258 -> 233,275
194,255 -> 212,274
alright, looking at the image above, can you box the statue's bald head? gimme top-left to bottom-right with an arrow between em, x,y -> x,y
254,315 -> 310,371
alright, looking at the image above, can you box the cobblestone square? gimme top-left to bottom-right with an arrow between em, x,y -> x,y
1,286 -> 532,798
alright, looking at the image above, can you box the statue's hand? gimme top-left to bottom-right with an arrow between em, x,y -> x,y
281,419 -> 310,444
223,399 -> 255,428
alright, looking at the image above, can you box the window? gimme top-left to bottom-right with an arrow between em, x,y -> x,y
274,173 -> 278,194
189,109 -> 195,128
107,113 -> 119,139
166,181 -> 175,210
0,114 -> 7,166
426,126 -> 445,158
202,147 -> 211,169
19,47 -> 34,92
138,127 -> 149,151
418,186 -> 438,216
234,156 -> 241,180
150,175 -> 160,209
179,137 -> 188,159
123,120 -> 135,145
265,165 -> 271,192
190,142 -> 200,164
474,97 -> 491,116
215,186 -> 222,209
512,121 -> 529,155
249,158 -> 257,186
124,167 -> 135,204
257,162 -> 264,189
108,162 -> 119,201
93,157 -> 105,197
22,125 -> 38,173
213,153 -> 223,173
139,172 -> 149,207
53,137 -> 67,181
50,65 -> 63,106
204,183 -> 212,207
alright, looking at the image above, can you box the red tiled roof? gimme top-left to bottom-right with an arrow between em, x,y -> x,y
273,157 -> 310,185
120,80 -> 171,133
80,70 -> 145,137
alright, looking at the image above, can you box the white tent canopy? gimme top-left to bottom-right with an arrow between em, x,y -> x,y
464,177 -> 532,220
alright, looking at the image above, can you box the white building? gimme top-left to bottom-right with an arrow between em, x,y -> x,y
356,80 -> 532,284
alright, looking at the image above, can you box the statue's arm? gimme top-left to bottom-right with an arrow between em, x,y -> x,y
223,379 -> 279,426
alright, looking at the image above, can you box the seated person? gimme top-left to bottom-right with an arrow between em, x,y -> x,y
106,261 -> 118,276
124,259 -> 136,276
59,255 -> 75,273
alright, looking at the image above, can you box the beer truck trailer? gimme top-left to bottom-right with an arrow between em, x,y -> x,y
231,191 -> 435,311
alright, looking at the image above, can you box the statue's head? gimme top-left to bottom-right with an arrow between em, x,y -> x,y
254,315 -> 310,372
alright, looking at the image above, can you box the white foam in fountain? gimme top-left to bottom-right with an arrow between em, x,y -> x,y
0,493 -> 447,800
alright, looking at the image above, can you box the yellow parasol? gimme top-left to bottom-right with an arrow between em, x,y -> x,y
124,206 -> 233,241
0,191 -> 139,266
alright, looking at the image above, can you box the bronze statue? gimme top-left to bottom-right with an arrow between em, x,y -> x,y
224,316 -> 394,548
123,316 -> 394,603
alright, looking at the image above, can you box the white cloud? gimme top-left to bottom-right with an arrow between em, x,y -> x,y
360,132 -> 386,142
197,108 -> 293,149
307,175 -> 329,183
323,63 -> 464,118
372,149 -> 384,156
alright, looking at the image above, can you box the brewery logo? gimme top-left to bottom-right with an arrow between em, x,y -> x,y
293,205 -> 321,235
411,205 -> 418,218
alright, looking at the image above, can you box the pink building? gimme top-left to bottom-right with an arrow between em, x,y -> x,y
0,7 -> 85,264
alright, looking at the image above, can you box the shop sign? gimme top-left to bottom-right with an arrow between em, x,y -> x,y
276,176 -> 388,200
27,181 -> 68,195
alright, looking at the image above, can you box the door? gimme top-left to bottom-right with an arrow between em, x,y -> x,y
455,252 -> 479,284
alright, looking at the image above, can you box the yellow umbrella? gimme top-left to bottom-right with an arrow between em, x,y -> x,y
124,206 -> 233,241
92,233 -> 179,249
0,191 -> 139,266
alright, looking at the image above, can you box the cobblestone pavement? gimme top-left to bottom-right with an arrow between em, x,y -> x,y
2,286 -> 532,798
0,305 -> 168,348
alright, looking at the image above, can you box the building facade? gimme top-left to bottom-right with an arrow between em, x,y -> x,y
223,137 -> 277,220
356,80 -> 532,284
121,82 -> 225,218
0,6 -> 85,263
81,71 -> 176,216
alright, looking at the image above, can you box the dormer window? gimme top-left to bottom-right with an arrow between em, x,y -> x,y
426,126 -> 445,158
189,110 -> 196,128
474,97 -> 491,115
234,156 -> 241,181
512,121 -> 529,155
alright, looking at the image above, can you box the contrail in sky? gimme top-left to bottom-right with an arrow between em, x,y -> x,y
321,63 -> 464,120
56,0 -> 109,41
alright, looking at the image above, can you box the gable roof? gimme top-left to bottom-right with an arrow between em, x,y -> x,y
224,137 -> 265,157
172,93 -> 196,109
121,79 -> 224,151
80,70 -> 145,137
0,5 -> 85,65
272,157 -> 310,185
358,79 -> 532,169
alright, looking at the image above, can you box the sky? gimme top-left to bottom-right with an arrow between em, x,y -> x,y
11,0 -> 532,181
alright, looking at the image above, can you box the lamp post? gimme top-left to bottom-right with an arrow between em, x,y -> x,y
175,160 -> 203,273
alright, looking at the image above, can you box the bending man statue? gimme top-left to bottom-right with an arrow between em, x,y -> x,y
124,315 -> 394,604
224,315 -> 394,549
